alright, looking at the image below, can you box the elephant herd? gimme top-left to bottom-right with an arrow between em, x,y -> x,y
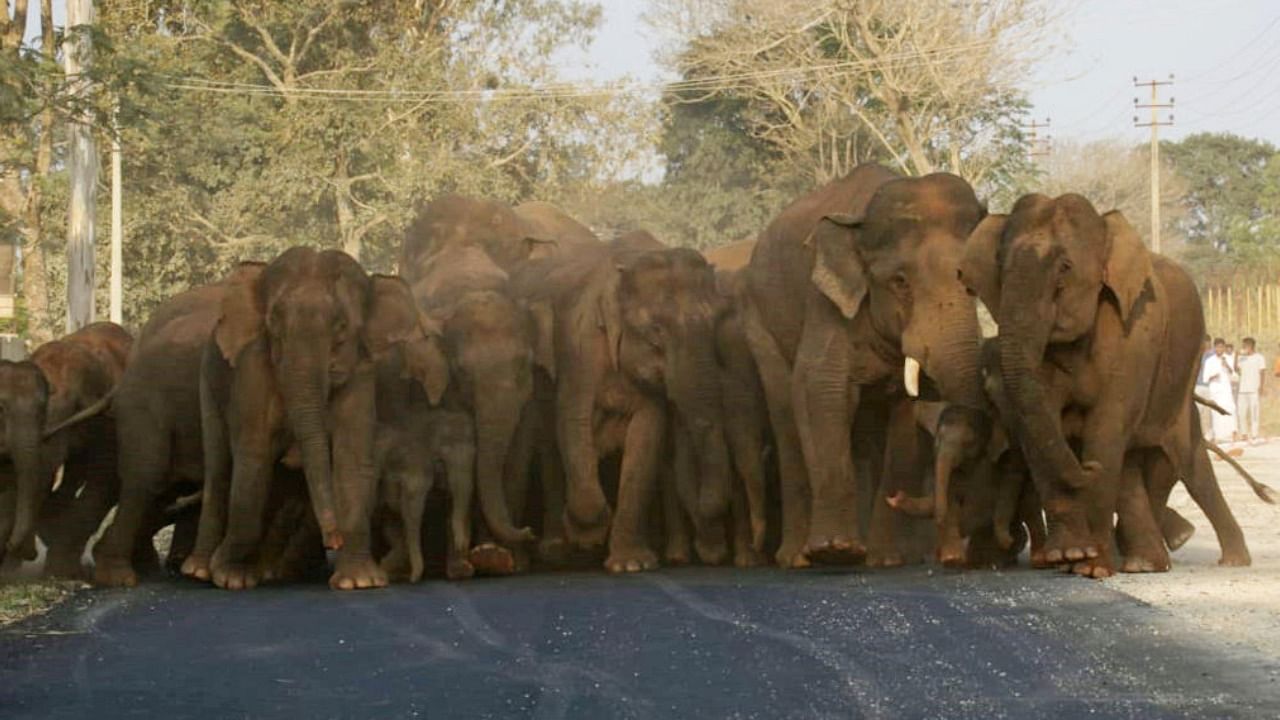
0,164 -> 1270,591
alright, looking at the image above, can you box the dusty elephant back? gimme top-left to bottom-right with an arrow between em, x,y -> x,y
703,238 -> 756,273
401,194 -> 528,281
745,164 -> 899,362
513,201 -> 600,259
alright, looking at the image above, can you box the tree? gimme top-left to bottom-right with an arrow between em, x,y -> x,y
650,0 -> 1052,186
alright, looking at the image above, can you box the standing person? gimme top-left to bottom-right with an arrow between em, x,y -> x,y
1196,333 -> 1214,440
1236,337 -> 1266,444
1203,338 -> 1238,443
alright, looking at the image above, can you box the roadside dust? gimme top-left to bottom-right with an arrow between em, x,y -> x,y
1107,441 -> 1280,657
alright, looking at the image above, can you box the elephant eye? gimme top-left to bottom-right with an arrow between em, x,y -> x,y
891,272 -> 910,291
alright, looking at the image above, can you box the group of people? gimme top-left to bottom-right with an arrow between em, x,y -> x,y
1198,335 -> 1275,445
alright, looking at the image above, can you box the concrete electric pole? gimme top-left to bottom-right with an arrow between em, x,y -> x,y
1022,117 -> 1051,159
1134,76 -> 1174,254
64,0 -> 97,331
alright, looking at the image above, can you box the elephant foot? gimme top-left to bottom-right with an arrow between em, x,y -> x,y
803,535 -> 866,566
774,542 -> 811,569
1064,555 -> 1114,579
537,537 -> 570,566
212,562 -> 261,591
563,507 -> 611,550
664,542 -> 692,567
1042,504 -> 1098,566
92,556 -> 139,588
180,553 -> 213,582
330,554 -> 389,590
446,554 -> 475,581
694,536 -> 729,566
938,543 -> 967,568
43,551 -> 85,580
1218,548 -> 1252,567
605,545 -> 658,574
1161,509 -> 1196,551
734,546 -> 768,568
469,543 -> 517,576
1120,553 -> 1170,573
1029,549 -> 1052,569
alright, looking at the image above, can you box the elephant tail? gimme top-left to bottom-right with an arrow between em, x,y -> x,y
42,385 -> 118,439
1205,441 -> 1278,504
1194,393 -> 1231,416
164,491 -> 203,516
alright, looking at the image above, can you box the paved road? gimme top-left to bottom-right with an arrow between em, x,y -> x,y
1,568 -> 1277,719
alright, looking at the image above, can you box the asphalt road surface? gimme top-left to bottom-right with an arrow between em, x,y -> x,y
2,568 -> 1277,719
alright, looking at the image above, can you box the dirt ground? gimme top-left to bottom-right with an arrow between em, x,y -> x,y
1107,440 -> 1280,657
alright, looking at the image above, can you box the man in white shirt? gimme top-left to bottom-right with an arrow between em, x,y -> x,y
1236,336 -> 1266,443
1202,338 -> 1238,443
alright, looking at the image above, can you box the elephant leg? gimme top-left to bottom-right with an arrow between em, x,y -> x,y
792,326 -> 862,566
537,422 -> 569,566
166,509 -> 199,574
1116,453 -> 1169,573
183,349 -> 233,581
868,397 -> 926,568
605,402 -> 665,574
662,441 -> 693,566
741,303 -> 809,568
378,506 -> 410,581
723,398 -> 768,555
328,367 -> 387,590
444,442 -> 477,581
93,414 -> 171,588
1160,508 -> 1196,551
0,478 -> 17,574
1184,445 -> 1250,566
1071,420 -> 1127,579
401,472 -> 431,583
42,451 -> 119,579
731,475 -> 765,568
557,363 -> 611,549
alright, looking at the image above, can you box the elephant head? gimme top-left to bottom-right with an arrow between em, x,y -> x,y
0,361 -> 53,560
212,248 -> 445,550
608,239 -> 733,559
412,243 -> 537,545
958,194 -> 1154,491
402,195 -> 559,279
809,171 -> 988,409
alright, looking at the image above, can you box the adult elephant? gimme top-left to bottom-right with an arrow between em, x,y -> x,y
512,231 -> 732,572
185,248 -> 441,591
90,267 -> 264,587
741,164 -> 988,567
959,193 -> 1250,576
0,322 -> 131,576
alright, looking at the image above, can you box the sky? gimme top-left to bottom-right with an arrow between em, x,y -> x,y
19,0 -> 1280,146
565,0 -> 1280,147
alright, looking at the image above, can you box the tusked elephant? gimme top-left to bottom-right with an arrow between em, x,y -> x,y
512,230 -> 733,573
741,164 -> 989,567
0,322 -> 131,577
959,193 -> 1252,577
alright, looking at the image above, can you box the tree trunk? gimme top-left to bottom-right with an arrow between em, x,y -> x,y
334,154 -> 359,262
22,0 -> 55,343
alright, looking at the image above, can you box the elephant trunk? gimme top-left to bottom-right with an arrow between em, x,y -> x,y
998,252 -> 1083,491
933,443 -> 958,524
671,328 -> 731,528
473,377 -> 535,544
280,345 -> 342,549
918,288 -> 987,411
6,417 -> 46,558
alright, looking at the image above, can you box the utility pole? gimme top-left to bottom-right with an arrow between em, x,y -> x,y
1021,117 -> 1052,159
1134,75 -> 1174,254
109,105 -> 122,324
65,0 -> 97,331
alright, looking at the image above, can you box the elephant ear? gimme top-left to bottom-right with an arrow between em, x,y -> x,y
214,262 -> 267,366
364,275 -> 428,359
401,334 -> 450,406
523,234 -> 559,261
1101,210 -> 1157,325
807,213 -> 866,320
913,401 -> 947,436
528,299 -> 557,381
959,214 -> 1007,314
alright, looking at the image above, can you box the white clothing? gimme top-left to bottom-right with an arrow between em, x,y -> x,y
1238,353 -> 1266,394
1238,392 -> 1261,439
1202,354 -> 1238,441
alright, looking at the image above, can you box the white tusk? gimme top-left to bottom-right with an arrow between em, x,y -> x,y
904,357 -> 922,398
975,298 -> 999,339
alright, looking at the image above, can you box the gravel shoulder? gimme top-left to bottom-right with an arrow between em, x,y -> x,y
1107,440 -> 1280,657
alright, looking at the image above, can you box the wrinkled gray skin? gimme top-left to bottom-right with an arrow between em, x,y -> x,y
181,250 -> 440,592
741,165 -> 988,568
0,322 -> 130,577
511,231 -> 733,573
